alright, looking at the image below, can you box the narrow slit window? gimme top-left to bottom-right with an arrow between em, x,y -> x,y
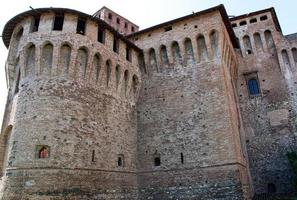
126,46 -> 132,62
91,150 -> 95,162
113,37 -> 119,53
180,153 -> 184,164
117,155 -> 124,167
53,14 -> 64,31
76,18 -> 86,35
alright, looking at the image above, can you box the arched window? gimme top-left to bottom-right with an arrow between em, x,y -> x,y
115,65 -> 121,89
154,156 -> 161,166
138,52 -> 146,74
243,35 -> 253,55
160,45 -> 169,66
248,79 -> 260,95
93,53 -> 101,82
264,30 -> 275,49
36,146 -> 50,159
124,70 -> 129,95
267,183 -> 276,193
171,41 -> 182,65
184,38 -> 195,65
282,49 -> 291,70
149,48 -> 158,72
25,43 -> 36,76
59,43 -> 72,74
197,34 -> 208,62
253,33 -> 263,51
76,47 -> 88,78
41,43 -> 54,75
209,30 -> 218,58
132,75 -> 139,97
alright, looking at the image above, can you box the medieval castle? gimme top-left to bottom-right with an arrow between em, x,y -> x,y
0,4 -> 296,200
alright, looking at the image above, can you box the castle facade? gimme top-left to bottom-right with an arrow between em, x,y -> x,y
0,4 -> 296,199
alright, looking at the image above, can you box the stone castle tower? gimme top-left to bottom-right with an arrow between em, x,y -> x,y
0,4 -> 296,200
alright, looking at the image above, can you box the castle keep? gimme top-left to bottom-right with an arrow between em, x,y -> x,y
0,4 -> 296,199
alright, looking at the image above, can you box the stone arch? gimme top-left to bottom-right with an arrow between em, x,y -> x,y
123,70 -> 129,95
105,59 -> 112,87
209,30 -> 219,58
253,32 -> 263,51
243,35 -> 253,55
76,47 -> 88,78
197,34 -> 208,62
40,41 -> 54,75
184,38 -> 195,65
59,42 -> 72,75
131,74 -> 139,98
149,48 -> 158,72
264,30 -> 275,49
138,52 -> 147,74
0,125 -> 13,176
291,47 -> 297,65
93,53 -> 101,82
160,45 -> 169,66
25,43 -> 36,77
281,49 -> 291,70
8,26 -> 23,61
171,41 -> 182,65
115,65 -> 121,89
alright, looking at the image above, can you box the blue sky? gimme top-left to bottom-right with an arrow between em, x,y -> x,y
0,0 -> 296,127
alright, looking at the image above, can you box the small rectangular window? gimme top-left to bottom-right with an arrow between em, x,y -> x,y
250,18 -> 257,24
131,26 -> 135,32
116,18 -> 120,24
76,18 -> 86,35
232,23 -> 237,28
53,14 -> 64,31
239,21 -> 247,26
260,15 -> 268,21
31,15 -> 40,32
164,26 -> 172,32
97,27 -> 105,44
126,46 -> 132,62
124,22 -> 128,28
113,36 -> 119,53
108,13 -> 113,20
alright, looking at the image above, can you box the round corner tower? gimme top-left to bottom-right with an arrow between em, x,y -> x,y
0,7 -> 142,199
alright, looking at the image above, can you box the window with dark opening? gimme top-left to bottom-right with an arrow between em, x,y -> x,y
97,27 -> 105,44
181,153 -> 184,164
31,15 -> 40,32
154,156 -> 161,166
232,23 -> 237,28
76,18 -> 86,35
108,13 -> 112,20
260,15 -> 268,21
164,26 -> 172,32
53,14 -> 64,31
250,18 -> 257,24
117,155 -> 124,167
124,22 -> 128,28
126,46 -> 132,61
131,26 -> 135,32
91,150 -> 95,162
239,21 -> 247,26
113,37 -> 119,53
248,78 -> 260,95
36,145 -> 50,159
116,18 -> 120,24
